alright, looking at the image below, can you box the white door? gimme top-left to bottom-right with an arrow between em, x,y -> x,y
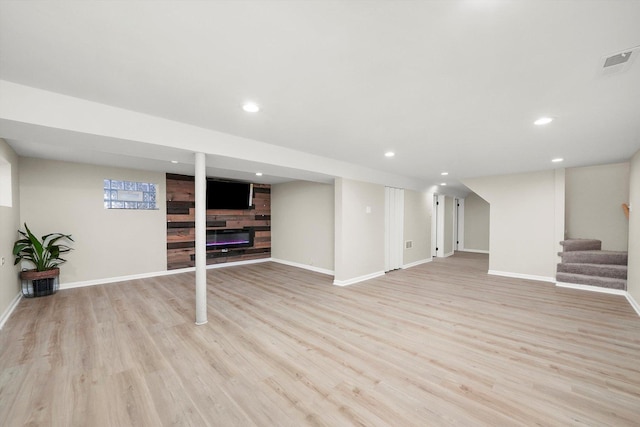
454,198 -> 465,251
385,187 -> 404,271
432,194 -> 446,257
432,194 -> 438,257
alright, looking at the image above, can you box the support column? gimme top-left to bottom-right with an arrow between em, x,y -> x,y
195,152 -> 208,325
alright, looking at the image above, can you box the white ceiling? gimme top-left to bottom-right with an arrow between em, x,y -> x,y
1,1 -> 639,191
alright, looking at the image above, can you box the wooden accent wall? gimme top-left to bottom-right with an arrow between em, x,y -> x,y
166,174 -> 271,270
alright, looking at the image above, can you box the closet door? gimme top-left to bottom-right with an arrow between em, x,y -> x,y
385,187 -> 404,271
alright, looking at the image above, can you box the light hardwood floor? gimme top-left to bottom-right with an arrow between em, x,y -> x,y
1,252 -> 639,426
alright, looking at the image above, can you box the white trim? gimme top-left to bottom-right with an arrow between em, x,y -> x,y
460,249 -> 489,254
61,268 -> 186,289
60,258 -> 272,290
488,270 -> 555,283
333,271 -> 385,287
271,258 -> 334,276
402,258 -> 432,269
556,282 -> 640,318
443,251 -> 454,258
625,292 -> 640,317
555,281 -> 627,296
0,292 -> 21,330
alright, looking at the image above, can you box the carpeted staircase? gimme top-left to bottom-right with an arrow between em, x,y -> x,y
556,239 -> 628,290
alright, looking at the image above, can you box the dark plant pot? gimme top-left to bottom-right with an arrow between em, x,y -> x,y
20,268 -> 60,298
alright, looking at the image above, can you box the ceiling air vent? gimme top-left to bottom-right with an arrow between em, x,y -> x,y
600,46 -> 638,76
603,51 -> 632,68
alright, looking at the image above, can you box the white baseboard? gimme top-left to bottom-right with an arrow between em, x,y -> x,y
60,257 -> 272,290
62,269 -> 184,290
333,271 -> 385,287
402,258 -> 432,269
460,249 -> 489,254
443,251 -> 454,258
0,292 -> 22,330
626,292 -> 640,317
488,270 -> 555,283
271,258 -> 334,276
555,281 -> 627,296
556,282 -> 640,318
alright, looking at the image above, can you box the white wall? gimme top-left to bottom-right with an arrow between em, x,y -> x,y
0,139 -> 20,323
19,158 -> 167,284
565,162 -> 630,251
403,190 -> 431,267
334,178 -> 385,285
271,181 -> 334,272
627,150 -> 640,311
463,170 -> 561,281
464,192 -> 490,252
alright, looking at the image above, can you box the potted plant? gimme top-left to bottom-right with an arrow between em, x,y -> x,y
12,223 -> 74,298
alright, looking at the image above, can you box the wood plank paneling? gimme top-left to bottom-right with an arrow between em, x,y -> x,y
166,175 -> 270,269
166,201 -> 193,215
167,221 -> 227,229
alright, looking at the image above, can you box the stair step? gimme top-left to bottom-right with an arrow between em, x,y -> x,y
560,239 -> 602,252
556,263 -> 627,280
558,250 -> 628,265
556,272 -> 626,290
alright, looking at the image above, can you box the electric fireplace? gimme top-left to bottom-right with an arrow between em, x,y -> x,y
206,229 -> 254,250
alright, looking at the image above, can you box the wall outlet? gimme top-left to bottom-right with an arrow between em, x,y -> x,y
405,241 -> 413,249
0,257 -> 4,266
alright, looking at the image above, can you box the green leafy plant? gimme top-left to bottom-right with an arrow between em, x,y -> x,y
13,223 -> 74,271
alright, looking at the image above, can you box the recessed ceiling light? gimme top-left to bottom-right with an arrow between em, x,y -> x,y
242,102 -> 260,113
255,172 -> 263,176
170,160 -> 178,164
552,158 -> 564,163
441,172 -> 448,176
534,117 -> 553,125
385,151 -> 395,158
440,182 -> 447,186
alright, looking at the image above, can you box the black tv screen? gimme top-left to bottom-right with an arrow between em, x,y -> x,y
206,180 -> 252,210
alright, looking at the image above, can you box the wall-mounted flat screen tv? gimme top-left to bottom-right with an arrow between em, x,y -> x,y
206,180 -> 252,210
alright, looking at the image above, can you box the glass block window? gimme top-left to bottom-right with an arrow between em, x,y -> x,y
104,179 -> 158,210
